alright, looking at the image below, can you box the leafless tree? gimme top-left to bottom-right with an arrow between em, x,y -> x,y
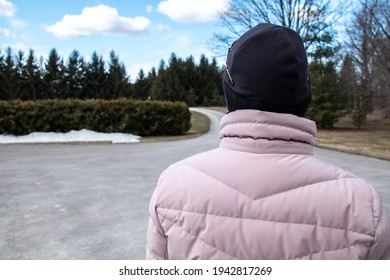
210,0 -> 349,56
372,0 -> 390,116
347,0 -> 390,117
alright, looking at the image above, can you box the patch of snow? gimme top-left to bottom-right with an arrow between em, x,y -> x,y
0,129 -> 141,144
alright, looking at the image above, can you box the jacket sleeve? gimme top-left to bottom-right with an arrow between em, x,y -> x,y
146,217 -> 167,260
365,185 -> 390,260
145,174 -> 168,260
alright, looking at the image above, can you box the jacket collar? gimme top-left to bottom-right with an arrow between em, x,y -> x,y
219,110 -> 317,155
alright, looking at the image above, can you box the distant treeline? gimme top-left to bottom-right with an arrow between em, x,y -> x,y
0,47 -> 224,106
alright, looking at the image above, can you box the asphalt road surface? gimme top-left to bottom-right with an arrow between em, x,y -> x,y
0,108 -> 389,259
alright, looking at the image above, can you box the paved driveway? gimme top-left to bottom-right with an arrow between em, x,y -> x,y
0,108 -> 389,259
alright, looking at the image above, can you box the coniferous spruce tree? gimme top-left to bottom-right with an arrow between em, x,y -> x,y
83,51 -> 107,99
205,57 -> 224,106
15,50 -> 27,99
0,47 -> 20,100
146,67 -> 157,99
151,59 -> 167,100
0,49 -> 4,99
195,54 -> 210,105
134,69 -> 151,100
163,53 -> 185,102
43,48 -> 64,99
25,49 -> 43,100
64,50 -> 86,99
107,50 -> 133,99
182,55 -> 198,106
196,54 -> 223,106
307,32 -> 348,128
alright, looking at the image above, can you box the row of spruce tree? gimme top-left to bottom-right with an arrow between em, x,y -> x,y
1,42 -> 384,129
0,47 -> 224,106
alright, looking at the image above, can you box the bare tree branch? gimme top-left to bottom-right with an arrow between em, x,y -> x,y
210,0 -> 350,57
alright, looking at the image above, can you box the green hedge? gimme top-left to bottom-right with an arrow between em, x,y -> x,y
0,99 -> 191,136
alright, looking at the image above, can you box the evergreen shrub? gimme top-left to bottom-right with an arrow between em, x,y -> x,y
0,99 -> 191,136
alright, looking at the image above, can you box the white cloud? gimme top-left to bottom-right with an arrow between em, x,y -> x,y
0,27 -> 15,37
0,0 -> 16,17
44,4 -> 151,38
157,0 -> 229,24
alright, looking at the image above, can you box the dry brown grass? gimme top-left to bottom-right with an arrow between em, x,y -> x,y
316,117 -> 390,161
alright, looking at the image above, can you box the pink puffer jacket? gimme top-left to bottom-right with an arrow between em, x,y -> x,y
146,110 -> 390,259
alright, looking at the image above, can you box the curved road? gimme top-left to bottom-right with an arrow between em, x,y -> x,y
0,108 -> 389,259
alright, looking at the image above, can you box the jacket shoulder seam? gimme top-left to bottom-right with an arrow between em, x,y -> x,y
181,162 -> 360,201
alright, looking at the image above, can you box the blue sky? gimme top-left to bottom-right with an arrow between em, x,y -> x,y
0,0 -> 230,81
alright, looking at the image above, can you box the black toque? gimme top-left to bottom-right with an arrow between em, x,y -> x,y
223,23 -> 311,117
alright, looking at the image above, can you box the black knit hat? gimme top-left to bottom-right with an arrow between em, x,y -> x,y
223,23 -> 311,117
